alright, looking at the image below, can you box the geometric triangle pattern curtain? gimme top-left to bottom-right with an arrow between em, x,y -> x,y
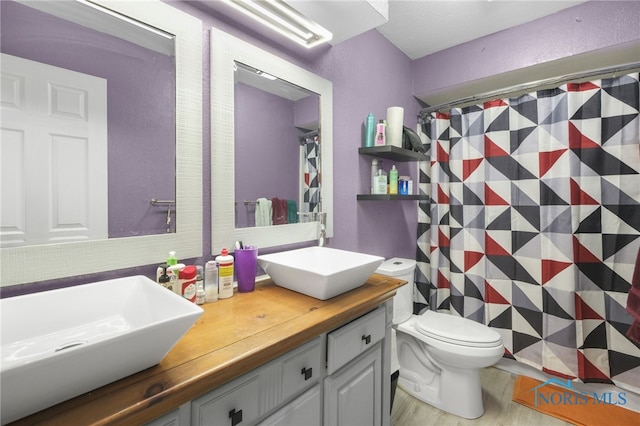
415,72 -> 640,393
302,133 -> 321,213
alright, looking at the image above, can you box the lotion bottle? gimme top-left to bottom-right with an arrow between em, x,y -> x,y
389,165 -> 398,195
216,248 -> 234,299
374,120 -> 386,146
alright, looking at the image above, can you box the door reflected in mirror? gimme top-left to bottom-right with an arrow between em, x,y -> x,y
233,62 -> 321,229
1,0 -> 176,248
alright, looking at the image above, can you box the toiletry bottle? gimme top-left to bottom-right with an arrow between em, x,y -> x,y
389,165 -> 398,195
156,250 -> 178,281
375,161 -> 388,194
374,119 -> 386,146
204,260 -> 218,302
196,282 -> 205,305
370,159 -> 378,194
216,248 -> 234,299
156,263 -> 168,284
178,265 -> 197,302
159,251 -> 183,294
158,265 -> 171,289
195,265 -> 204,292
364,113 -> 375,147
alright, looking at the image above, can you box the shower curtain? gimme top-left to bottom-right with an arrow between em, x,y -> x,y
415,72 -> 640,393
302,133 -> 321,213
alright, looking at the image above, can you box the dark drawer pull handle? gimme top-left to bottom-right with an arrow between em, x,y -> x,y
229,408 -> 243,426
301,367 -> 313,380
362,334 -> 371,344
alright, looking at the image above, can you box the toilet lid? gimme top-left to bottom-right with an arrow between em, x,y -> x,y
416,311 -> 502,348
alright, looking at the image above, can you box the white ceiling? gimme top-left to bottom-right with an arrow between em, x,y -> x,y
298,0 -> 586,60
376,0 -> 589,59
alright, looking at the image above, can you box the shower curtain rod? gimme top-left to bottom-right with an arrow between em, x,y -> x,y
418,62 -> 640,117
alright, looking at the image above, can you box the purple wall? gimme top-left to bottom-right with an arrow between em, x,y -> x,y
294,94 -> 320,130
5,0 -> 638,297
412,1 -> 640,101
0,0 -> 176,238
234,83 -> 299,227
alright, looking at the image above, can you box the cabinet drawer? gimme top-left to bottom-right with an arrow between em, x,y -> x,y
326,308 -> 385,374
281,338 -> 322,401
192,374 -> 260,426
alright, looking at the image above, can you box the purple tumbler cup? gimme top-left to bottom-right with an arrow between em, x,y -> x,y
235,246 -> 258,292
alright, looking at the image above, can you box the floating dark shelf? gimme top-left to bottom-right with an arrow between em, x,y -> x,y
358,146 -> 428,162
357,194 -> 428,201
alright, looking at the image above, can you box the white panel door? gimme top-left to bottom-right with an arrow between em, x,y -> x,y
324,343 -> 382,426
1,53 -> 107,247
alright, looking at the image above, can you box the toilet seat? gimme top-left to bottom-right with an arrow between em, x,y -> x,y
415,311 -> 502,348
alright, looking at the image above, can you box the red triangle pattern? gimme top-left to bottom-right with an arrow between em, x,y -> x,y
438,229 -> 450,247
485,281 -> 510,304
574,294 -> 604,320
570,179 -> 600,205
437,271 -> 450,289
485,135 -> 510,157
572,236 -> 601,263
539,149 -> 566,177
567,81 -> 600,92
463,158 -> 483,180
437,185 -> 450,204
486,234 -> 511,256
541,259 -> 572,284
485,184 -> 509,205
577,351 -> 610,381
569,122 -> 600,149
464,251 -> 484,271
484,99 -> 508,109
436,111 -> 450,120
437,142 -> 449,163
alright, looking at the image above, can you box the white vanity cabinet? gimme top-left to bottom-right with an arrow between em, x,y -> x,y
149,303 -> 392,426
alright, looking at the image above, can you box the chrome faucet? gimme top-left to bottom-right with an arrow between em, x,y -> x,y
317,212 -> 327,247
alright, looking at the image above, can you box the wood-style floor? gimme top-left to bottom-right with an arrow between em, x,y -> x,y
391,367 -> 572,426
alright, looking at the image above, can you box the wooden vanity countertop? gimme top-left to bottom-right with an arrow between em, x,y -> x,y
14,274 -> 406,426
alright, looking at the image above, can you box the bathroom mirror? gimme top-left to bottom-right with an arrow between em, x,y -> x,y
1,0 -> 202,286
234,62 -> 320,228
211,28 -> 333,251
2,0 -> 177,243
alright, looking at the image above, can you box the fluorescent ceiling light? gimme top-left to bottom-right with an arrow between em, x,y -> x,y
78,0 -> 174,40
222,0 -> 332,48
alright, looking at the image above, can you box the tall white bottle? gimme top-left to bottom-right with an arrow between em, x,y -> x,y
216,248 -> 234,299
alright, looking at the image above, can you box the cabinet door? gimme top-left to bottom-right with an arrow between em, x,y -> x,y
258,384 -> 321,426
191,374 -> 260,426
324,343 -> 382,426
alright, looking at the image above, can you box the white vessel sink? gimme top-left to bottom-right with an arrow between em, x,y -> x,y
0,275 -> 203,424
257,247 -> 384,300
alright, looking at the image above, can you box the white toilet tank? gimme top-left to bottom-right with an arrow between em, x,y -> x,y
375,258 -> 415,325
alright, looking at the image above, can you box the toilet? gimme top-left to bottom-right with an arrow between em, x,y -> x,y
377,258 -> 504,419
